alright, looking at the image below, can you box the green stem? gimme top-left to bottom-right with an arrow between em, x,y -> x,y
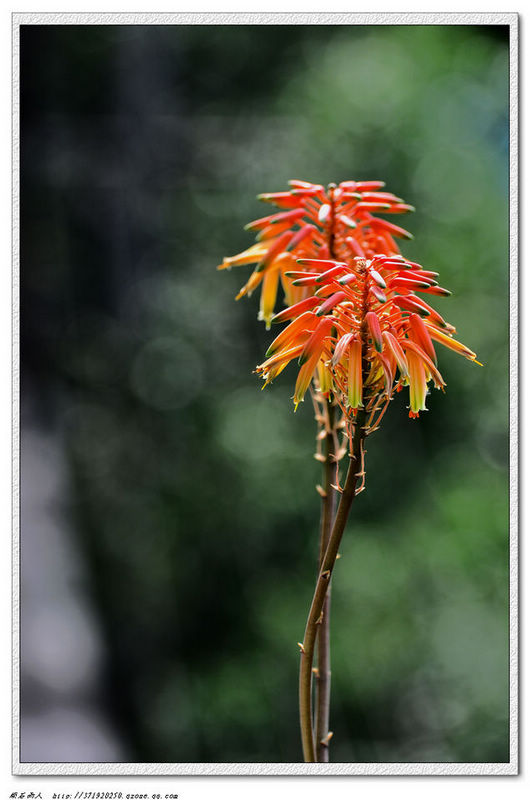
299,408 -> 367,762
314,401 -> 337,762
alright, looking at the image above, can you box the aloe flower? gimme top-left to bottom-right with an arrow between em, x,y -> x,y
218,178 -> 480,764
257,252 -> 480,423
218,179 -> 414,328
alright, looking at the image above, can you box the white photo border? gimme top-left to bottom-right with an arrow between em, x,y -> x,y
12,10 -> 519,777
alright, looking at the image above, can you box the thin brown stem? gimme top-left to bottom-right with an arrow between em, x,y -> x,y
314,401 -> 337,762
299,408 -> 367,762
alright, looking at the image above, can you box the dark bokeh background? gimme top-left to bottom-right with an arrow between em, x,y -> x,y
20,23 -> 510,764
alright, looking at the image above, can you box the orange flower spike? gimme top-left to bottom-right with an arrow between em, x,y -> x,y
376,352 -> 396,396
424,323 -> 481,363
390,276 -> 433,292
382,330 -> 408,377
220,179 -> 479,428
355,202 -> 392,213
347,339 -> 363,410
256,230 -> 294,273
400,269 -> 439,284
293,358 -> 323,409
284,271 -> 320,281
244,208 -> 306,232
408,313 -> 438,365
286,224 -> 320,252
314,282 -> 347,300
331,333 -> 356,366
378,203 -> 416,214
257,343 -> 306,386
369,268 -> 387,288
257,191 -> 304,208
337,271 -> 361,287
370,286 -> 388,304
289,179 -> 323,189
259,265 -> 281,329
315,264 -> 350,283
359,192 -> 404,203
406,349 -> 428,416
419,285 -> 452,297
316,291 -> 347,317
294,318 -> 334,407
317,357 -> 333,395
296,258 -> 346,270
407,295 -> 450,328
235,269 -> 264,301
379,230 -> 402,254
365,311 -> 383,353
271,296 -> 321,324
346,235 -> 366,258
265,310 -> 318,357
217,242 -> 268,270
298,317 -> 335,366
351,180 -> 386,191
291,275 -> 321,288
291,186 -> 326,200
257,220 -> 300,242
369,218 -> 414,241
393,295 -> 432,317
318,204 -> 331,224
401,340 -> 446,389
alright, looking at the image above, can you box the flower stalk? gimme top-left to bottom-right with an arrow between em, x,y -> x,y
299,407 -> 367,763
314,398 -> 338,762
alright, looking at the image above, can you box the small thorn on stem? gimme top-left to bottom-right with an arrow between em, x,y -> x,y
312,667 -> 320,677
336,553 -> 342,560
320,731 -> 334,747
314,453 -> 326,463
316,484 -> 327,498
330,483 -> 343,493
298,642 -> 306,654
321,570 -> 331,581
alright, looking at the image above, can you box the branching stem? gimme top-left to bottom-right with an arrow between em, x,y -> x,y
299,408 -> 367,762
314,400 -> 337,762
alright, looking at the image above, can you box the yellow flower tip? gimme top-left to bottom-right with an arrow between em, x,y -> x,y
258,310 -> 273,330
473,358 -> 484,366
235,285 -> 253,300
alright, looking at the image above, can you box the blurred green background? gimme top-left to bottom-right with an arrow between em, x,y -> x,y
20,23 -> 509,763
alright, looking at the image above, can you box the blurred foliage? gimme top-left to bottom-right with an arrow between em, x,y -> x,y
21,23 -> 509,763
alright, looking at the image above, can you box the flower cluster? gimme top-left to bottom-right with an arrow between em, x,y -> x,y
217,179 -> 412,329
219,180 -> 479,426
